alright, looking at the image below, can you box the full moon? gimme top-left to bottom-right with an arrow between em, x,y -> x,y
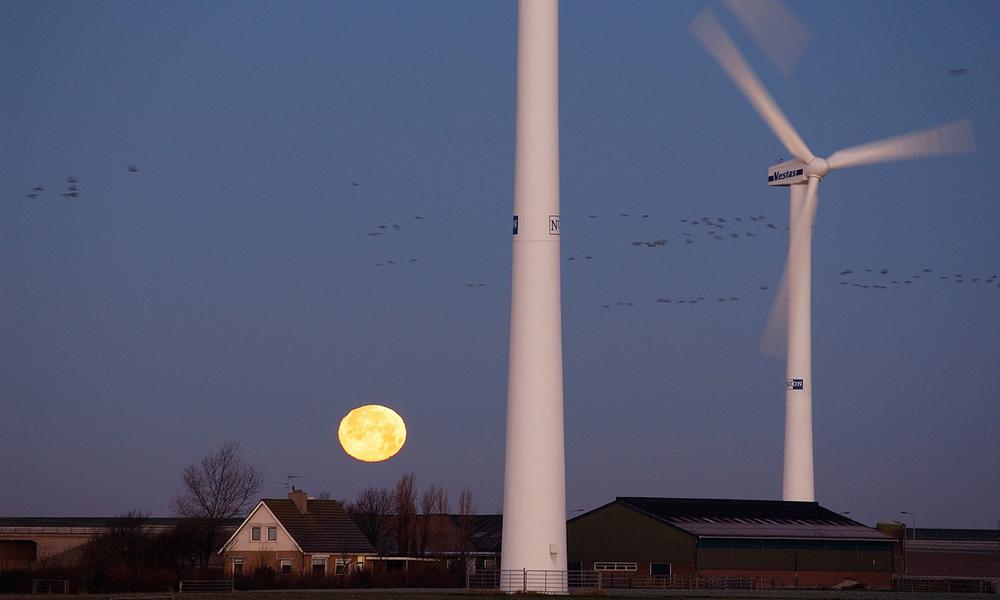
338,404 -> 407,462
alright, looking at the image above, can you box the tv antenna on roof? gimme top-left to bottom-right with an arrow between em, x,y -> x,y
285,475 -> 302,492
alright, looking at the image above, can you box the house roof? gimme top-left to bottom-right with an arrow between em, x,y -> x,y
367,513 -> 502,556
261,499 -> 375,554
596,497 -> 891,542
427,514 -> 503,554
459,514 -> 502,554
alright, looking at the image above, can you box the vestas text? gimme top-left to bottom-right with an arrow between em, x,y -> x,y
768,168 -> 804,183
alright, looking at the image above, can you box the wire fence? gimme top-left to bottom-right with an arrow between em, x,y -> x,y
892,575 -> 997,594
31,578 -> 69,594
468,571 -> 1000,594
178,579 -> 234,593
466,570 -> 767,593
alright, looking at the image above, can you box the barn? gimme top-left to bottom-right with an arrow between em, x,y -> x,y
567,497 -> 895,590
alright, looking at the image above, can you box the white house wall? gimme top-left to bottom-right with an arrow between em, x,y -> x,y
225,503 -> 300,553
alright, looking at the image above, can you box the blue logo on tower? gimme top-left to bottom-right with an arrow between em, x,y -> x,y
785,378 -> 804,391
512,215 -> 519,235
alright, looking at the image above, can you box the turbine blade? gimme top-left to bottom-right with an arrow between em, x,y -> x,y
689,7 -> 815,164
760,259 -> 789,360
760,179 -> 820,360
723,0 -> 811,78
827,119 -> 975,171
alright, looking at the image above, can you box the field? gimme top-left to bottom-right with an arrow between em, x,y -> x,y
2,589 -> 996,600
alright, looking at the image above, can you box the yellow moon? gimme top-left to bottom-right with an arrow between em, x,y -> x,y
338,404 -> 407,462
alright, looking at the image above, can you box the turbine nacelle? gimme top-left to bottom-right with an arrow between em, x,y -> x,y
767,157 -> 829,187
767,159 -> 806,186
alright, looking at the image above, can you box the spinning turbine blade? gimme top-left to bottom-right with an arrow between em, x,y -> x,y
760,259 -> 789,360
723,0 -> 811,78
761,178 -> 820,361
827,119 -> 974,170
689,7 -> 814,164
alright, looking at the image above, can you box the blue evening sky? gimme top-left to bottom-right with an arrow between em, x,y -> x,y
2,1 -> 998,528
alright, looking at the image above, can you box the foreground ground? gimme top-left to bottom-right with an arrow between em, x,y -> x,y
2,589 -> 996,600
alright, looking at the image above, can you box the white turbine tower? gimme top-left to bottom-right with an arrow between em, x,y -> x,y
691,7 -> 974,502
501,0 -> 567,593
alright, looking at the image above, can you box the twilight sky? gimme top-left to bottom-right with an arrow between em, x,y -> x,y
2,1 -> 998,529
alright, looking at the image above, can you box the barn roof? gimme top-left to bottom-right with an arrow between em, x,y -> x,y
604,497 -> 892,542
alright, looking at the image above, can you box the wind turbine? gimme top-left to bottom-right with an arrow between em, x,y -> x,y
690,6 -> 974,502
501,0 -> 567,592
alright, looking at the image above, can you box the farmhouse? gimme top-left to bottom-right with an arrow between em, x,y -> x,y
218,489 -> 375,577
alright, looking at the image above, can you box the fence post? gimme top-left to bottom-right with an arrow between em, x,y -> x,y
522,568 -> 527,592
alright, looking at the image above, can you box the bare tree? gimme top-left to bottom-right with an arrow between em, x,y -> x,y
457,487 -> 476,565
346,484 -> 395,555
393,473 -> 417,557
416,484 -> 450,556
420,484 -> 450,515
80,509 -> 152,592
172,441 -> 262,567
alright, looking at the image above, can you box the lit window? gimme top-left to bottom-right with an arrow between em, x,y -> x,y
267,526 -> 277,541
250,527 -> 261,541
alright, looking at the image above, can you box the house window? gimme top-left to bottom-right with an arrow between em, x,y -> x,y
483,558 -> 497,570
251,526 -> 261,541
594,561 -> 637,571
280,560 -> 292,575
267,526 -> 277,541
650,562 -> 671,576
312,557 -> 326,576
335,558 -> 349,575
233,558 -> 244,577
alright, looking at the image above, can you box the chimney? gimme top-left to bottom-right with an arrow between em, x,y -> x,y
289,488 -> 308,514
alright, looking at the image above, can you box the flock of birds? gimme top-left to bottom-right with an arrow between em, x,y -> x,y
568,213 -> 785,309
361,200 -> 997,306
23,165 -> 139,200
22,172 -> 990,306
837,267 -> 1000,290
578,213 -> 781,258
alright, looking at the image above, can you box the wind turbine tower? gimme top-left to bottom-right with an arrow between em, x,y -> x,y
501,0 -> 567,593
